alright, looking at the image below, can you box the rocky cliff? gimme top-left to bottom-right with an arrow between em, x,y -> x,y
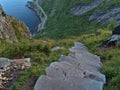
0,5 -> 31,43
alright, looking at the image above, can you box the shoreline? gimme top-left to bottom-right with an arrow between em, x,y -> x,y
26,2 -> 41,22
26,1 -> 47,36
26,2 -> 41,35
26,0 -> 47,37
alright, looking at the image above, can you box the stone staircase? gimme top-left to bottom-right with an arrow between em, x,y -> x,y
34,42 -> 106,90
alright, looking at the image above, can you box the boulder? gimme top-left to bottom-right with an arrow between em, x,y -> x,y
0,58 -> 10,69
11,58 -> 31,69
108,35 -> 120,42
104,35 -> 120,46
51,46 -> 64,51
46,60 -> 105,82
112,22 -> 120,35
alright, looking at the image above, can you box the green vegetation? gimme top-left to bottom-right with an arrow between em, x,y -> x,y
34,0 -> 120,39
1,26 -> 120,90
11,20 -> 29,40
1,0 -> 120,90
98,0 -> 120,10
35,0 -> 104,39
71,29 -> 120,90
0,15 -> 31,44
35,0 -> 120,39
0,38 -> 72,90
73,30 -> 120,90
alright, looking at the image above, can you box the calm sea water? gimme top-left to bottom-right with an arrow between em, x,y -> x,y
0,0 -> 40,34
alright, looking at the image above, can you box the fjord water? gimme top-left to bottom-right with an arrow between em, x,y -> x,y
0,0 -> 40,34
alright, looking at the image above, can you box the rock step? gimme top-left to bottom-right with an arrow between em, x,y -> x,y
34,42 -> 106,90
46,61 -> 105,82
35,75 -> 103,90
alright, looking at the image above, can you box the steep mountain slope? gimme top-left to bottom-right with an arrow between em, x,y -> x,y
0,5 -> 31,43
29,0 -> 120,39
0,1 -> 120,90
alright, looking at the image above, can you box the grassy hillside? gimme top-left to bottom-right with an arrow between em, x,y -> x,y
0,27 -> 119,90
35,0 -> 102,39
0,14 -> 31,43
10,19 -> 31,40
34,0 -> 120,39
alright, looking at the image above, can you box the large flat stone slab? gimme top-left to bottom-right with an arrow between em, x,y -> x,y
46,60 -> 105,82
34,75 -> 103,90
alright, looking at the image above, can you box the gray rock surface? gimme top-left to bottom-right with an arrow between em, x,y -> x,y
35,75 -> 103,90
70,0 -> 104,16
51,46 -> 64,51
89,7 -> 120,25
108,35 -> 120,42
34,42 -> 106,90
103,22 -> 120,46
104,35 -> 120,46
0,58 -> 10,69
